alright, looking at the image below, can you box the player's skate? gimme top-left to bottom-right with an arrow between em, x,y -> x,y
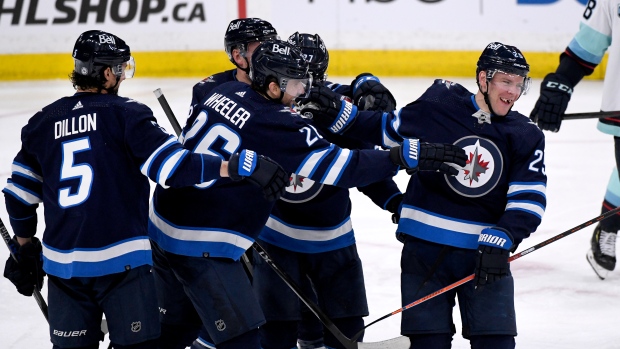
586,224 -> 617,280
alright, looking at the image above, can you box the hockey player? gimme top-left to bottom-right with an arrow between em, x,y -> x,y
529,0 -> 619,280
188,18 -> 278,117
253,32 -> 403,349
147,39 -> 467,349
147,18 -> 280,349
1,30 -> 287,349
288,31 -> 397,113
302,42 -> 547,349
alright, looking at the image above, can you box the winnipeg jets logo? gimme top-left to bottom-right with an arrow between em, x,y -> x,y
462,141 -> 490,185
281,173 -> 323,203
446,136 -> 503,198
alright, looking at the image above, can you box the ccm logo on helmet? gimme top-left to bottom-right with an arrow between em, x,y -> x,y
272,43 -> 291,56
98,34 -> 115,45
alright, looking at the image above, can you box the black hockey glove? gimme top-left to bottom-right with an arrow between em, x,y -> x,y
474,227 -> 514,289
299,85 -> 358,134
3,236 -> 45,297
530,73 -> 573,132
386,193 -> 404,224
389,139 -> 467,176
351,73 -> 397,112
228,150 -> 289,202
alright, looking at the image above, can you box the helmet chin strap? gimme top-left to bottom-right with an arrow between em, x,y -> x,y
238,57 -> 251,75
104,75 -> 120,95
480,80 -> 511,117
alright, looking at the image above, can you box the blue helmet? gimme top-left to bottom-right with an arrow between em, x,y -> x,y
224,18 -> 278,65
250,39 -> 311,98
476,42 -> 530,95
287,32 -> 329,84
72,30 -> 132,79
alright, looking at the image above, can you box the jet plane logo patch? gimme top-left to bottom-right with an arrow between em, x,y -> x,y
280,173 -> 324,203
446,136 -> 503,198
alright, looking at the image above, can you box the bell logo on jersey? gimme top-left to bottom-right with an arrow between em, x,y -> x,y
98,34 -> 115,45
272,43 -> 291,56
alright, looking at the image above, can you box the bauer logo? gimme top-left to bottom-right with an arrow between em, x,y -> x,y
446,136 -> 503,198
272,43 -> 291,56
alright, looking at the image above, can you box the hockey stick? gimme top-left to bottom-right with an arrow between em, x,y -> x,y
1,216 -> 112,347
152,88 -> 256,282
153,88 -> 410,349
563,110 -> 620,120
0,217 -> 48,321
353,205 -> 620,338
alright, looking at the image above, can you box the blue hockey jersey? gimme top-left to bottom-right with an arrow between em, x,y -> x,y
261,129 -> 401,254
148,81 -> 401,260
338,79 -> 547,248
2,92 -> 223,278
189,69 -> 238,117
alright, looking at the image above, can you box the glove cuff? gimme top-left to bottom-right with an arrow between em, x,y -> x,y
228,150 -> 257,181
479,227 -> 514,251
327,100 -> 358,134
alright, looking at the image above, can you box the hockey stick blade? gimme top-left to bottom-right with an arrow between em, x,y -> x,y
357,335 -> 410,349
253,243 -> 410,349
356,205 -> 620,334
563,110 -> 620,120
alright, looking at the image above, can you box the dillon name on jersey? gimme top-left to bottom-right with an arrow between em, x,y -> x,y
149,81 -> 400,261
3,93 -> 221,278
348,79 -> 547,249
